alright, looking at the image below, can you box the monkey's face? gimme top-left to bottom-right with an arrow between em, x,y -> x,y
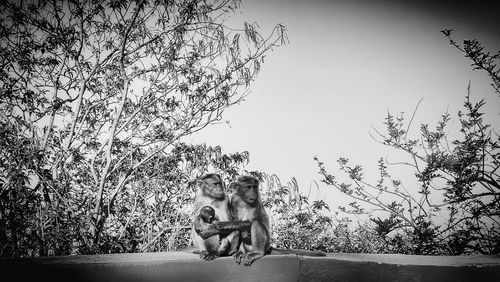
205,215 -> 215,224
201,177 -> 225,200
238,183 -> 259,206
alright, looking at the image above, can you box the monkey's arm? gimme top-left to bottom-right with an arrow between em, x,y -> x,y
193,216 -> 205,235
214,220 -> 252,231
198,226 -> 220,240
194,217 -> 221,239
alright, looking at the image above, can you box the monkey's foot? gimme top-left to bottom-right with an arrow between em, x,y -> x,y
200,250 -> 217,261
233,251 -> 245,264
243,252 -> 264,266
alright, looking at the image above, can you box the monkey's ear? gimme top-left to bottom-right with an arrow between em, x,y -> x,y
196,179 -> 205,187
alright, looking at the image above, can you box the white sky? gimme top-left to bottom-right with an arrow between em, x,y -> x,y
188,0 -> 500,209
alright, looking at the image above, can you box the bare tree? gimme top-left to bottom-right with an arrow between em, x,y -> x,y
0,0 -> 286,254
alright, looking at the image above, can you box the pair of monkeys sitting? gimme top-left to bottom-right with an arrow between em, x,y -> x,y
190,174 -> 325,266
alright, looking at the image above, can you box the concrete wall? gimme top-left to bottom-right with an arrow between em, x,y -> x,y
1,252 -> 499,282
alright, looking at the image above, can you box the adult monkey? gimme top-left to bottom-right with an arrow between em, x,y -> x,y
215,175 -> 326,266
190,173 -> 239,260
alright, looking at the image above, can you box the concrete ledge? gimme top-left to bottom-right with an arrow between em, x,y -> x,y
1,252 -> 499,282
300,254 -> 500,282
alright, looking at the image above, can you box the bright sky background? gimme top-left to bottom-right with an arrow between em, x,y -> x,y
189,0 -> 500,210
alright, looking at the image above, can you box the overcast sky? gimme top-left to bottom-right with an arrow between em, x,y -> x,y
189,0 -> 500,209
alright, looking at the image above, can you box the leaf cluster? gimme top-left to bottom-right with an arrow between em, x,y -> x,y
315,31 -> 500,255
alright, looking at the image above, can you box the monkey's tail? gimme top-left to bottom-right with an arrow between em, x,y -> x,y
268,247 -> 326,257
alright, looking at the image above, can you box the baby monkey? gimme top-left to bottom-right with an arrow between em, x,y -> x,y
194,206 -> 218,232
193,206 -> 230,258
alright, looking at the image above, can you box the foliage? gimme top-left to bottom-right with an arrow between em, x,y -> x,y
258,174 -> 425,254
258,174 -> 332,251
0,0 -> 286,257
98,143 -> 251,254
315,31 -> 500,255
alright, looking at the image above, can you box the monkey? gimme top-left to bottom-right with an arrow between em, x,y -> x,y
189,173 -> 239,261
214,175 -> 326,266
193,206 -> 219,241
192,206 -> 231,256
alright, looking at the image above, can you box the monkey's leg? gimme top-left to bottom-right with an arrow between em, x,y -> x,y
242,221 -> 268,266
193,231 -> 217,261
233,231 -> 251,264
216,237 -> 230,255
225,230 -> 240,256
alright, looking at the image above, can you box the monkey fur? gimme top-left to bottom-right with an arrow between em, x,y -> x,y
190,173 -> 239,260
215,175 -> 326,266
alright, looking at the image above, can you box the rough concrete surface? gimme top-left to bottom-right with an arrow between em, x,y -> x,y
299,254 -> 500,282
1,252 -> 499,282
325,253 -> 500,266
